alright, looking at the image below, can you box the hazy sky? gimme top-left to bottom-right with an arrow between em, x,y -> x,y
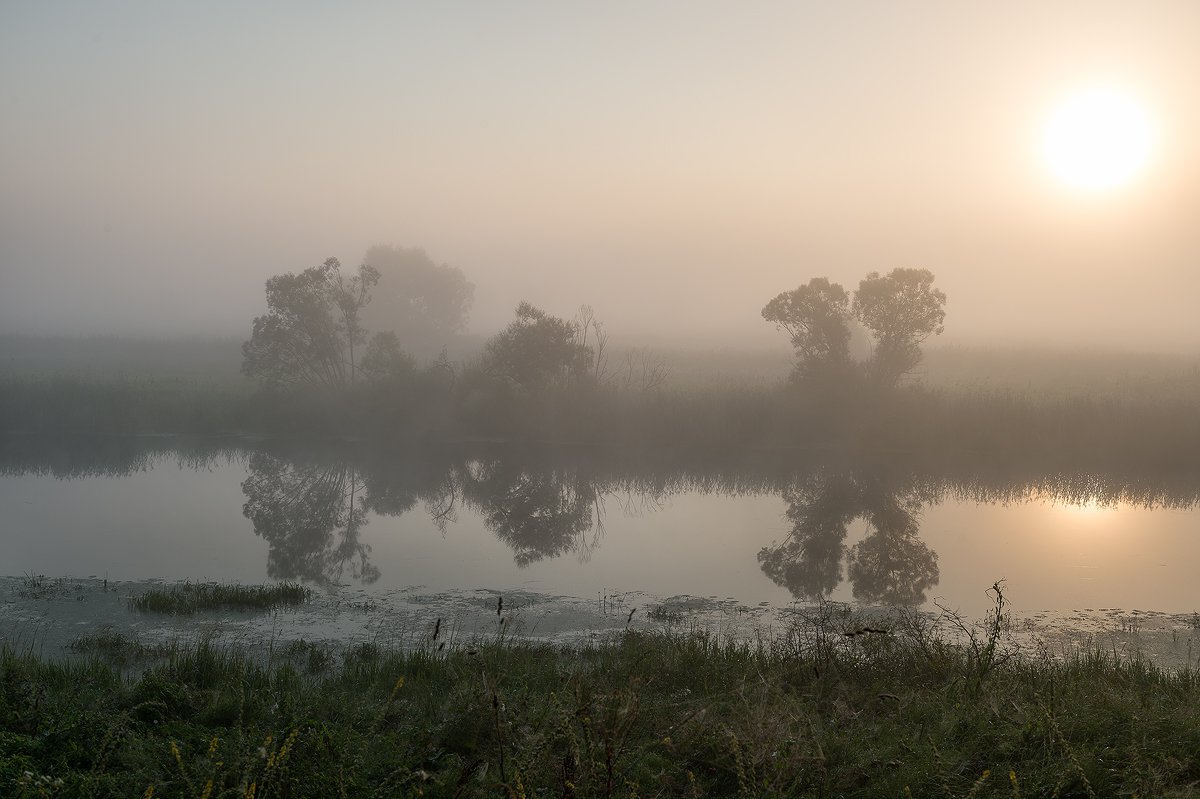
2,1 -> 1198,349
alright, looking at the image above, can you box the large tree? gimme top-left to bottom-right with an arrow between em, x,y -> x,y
242,258 -> 381,389
761,277 -> 853,380
484,302 -> 593,390
852,267 -> 946,385
360,245 -> 475,347
764,268 -> 946,386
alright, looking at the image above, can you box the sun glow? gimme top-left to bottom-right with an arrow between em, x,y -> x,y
1043,89 -> 1154,190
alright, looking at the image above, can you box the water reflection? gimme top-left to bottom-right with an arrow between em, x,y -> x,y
5,437 -> 1200,605
459,459 -> 603,566
241,453 -> 378,587
757,473 -> 940,604
237,453 -> 606,583
236,451 -> 944,601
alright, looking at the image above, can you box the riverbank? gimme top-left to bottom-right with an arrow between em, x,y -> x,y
4,374 -> 1200,473
4,603 -> 1200,797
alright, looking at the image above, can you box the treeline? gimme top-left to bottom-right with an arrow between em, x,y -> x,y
2,250 -> 1199,467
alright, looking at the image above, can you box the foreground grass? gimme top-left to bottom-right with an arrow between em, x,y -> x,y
129,582 -> 310,615
3,616 -> 1200,798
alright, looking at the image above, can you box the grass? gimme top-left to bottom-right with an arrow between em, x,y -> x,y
67,626 -> 176,668
3,344 -> 1200,472
128,582 -> 310,616
4,593 -> 1200,797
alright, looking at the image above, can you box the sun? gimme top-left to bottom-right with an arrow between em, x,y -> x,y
1043,89 -> 1153,190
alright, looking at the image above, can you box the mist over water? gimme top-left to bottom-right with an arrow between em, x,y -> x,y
2,3 -> 1199,636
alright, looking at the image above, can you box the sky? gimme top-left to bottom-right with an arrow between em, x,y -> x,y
2,1 -> 1198,350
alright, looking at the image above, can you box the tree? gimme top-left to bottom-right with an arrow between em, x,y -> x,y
359,245 -> 475,347
852,267 -> 946,385
763,268 -> 947,387
242,258 -> 382,389
484,302 -> 592,390
359,331 -> 416,386
761,278 -> 853,380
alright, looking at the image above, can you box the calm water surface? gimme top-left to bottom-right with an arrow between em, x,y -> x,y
3,441 -> 1199,618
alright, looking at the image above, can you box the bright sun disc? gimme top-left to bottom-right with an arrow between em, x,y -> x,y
1043,89 -> 1152,190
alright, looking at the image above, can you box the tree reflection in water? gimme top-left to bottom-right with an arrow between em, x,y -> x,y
6,439 -> 1199,599
240,450 -> 936,598
241,453 -> 379,588
238,450 -> 604,585
758,472 -> 940,604
458,459 -> 603,566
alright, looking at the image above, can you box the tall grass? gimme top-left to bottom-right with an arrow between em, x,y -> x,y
4,594 -> 1200,797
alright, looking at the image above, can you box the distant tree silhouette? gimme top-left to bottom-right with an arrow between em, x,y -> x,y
359,330 -> 417,386
761,278 -> 854,381
484,302 -> 593,390
242,258 -> 385,389
764,268 -> 946,387
360,245 -> 474,348
853,268 -> 946,385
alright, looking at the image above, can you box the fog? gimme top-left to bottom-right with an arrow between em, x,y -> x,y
2,1 -> 1199,351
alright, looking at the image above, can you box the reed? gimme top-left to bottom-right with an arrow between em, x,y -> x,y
128,582 -> 310,615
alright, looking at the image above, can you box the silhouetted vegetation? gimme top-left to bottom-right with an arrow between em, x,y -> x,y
1,262 -> 1197,478
763,267 -> 947,387
242,257 -> 387,388
359,244 -> 475,354
4,372 -> 1200,483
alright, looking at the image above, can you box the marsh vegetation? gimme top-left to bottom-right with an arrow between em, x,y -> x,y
128,583 -> 310,616
5,595 -> 1200,798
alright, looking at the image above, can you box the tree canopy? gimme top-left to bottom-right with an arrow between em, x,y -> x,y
242,258 -> 382,389
359,245 -> 475,348
761,278 -> 853,380
484,302 -> 592,390
852,268 -> 946,384
764,268 -> 946,386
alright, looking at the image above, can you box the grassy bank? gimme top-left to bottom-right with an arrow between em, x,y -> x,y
4,372 -> 1200,473
3,608 -> 1199,797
